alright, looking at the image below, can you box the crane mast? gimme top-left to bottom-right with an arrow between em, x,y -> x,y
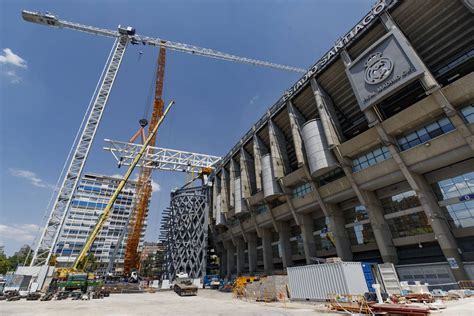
22,9 -> 305,268
123,46 -> 167,275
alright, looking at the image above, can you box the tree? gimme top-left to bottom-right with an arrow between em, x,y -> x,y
0,253 -> 13,275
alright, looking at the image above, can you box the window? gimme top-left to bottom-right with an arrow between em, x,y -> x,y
397,117 -> 454,151
352,146 -> 391,172
255,204 -> 268,214
344,205 -> 369,224
441,200 -> 474,229
292,182 -> 313,198
316,168 -> 345,186
433,172 -> 474,200
346,223 -> 376,245
387,212 -> 433,238
461,104 -> 474,123
380,190 -> 421,215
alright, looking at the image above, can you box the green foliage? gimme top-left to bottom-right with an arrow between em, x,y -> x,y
140,251 -> 165,277
0,245 -> 32,274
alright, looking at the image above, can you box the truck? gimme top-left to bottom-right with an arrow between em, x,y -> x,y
173,272 -> 198,296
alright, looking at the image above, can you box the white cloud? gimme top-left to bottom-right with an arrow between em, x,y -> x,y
6,70 -> 21,84
0,223 -> 39,245
9,168 -> 54,189
0,48 -> 27,68
249,95 -> 259,105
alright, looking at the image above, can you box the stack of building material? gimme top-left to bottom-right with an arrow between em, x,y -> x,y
244,275 -> 288,301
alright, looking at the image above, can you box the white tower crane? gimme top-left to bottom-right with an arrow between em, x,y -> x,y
22,10 -> 306,267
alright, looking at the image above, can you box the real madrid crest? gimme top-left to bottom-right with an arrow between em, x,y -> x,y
364,52 -> 394,85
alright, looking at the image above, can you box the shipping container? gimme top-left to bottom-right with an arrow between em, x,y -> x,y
287,262 -> 368,301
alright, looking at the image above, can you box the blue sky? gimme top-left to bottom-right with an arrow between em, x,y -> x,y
0,0 -> 373,255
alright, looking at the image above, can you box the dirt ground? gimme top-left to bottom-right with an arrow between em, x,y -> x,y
0,289 -> 334,316
1,290 -> 474,316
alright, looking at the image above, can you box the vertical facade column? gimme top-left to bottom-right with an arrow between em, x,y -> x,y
240,148 -> 256,199
261,227 -> 274,274
220,170 -> 230,215
235,237 -> 246,275
325,203 -> 353,261
360,190 -> 398,263
310,78 -> 344,146
287,101 -> 307,167
412,173 -> 469,281
276,221 -> 293,269
253,135 -> 268,192
226,241 -> 236,278
298,213 -> 317,264
246,232 -> 258,274
229,159 -> 237,209
220,247 -> 228,278
268,119 -> 290,178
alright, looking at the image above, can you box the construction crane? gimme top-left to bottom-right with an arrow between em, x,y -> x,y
123,46 -> 166,275
58,100 -> 175,281
22,10 -> 306,268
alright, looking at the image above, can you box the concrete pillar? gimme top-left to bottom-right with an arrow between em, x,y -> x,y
268,119 -> 290,178
310,78 -> 344,146
226,242 -> 236,278
229,159 -> 237,209
360,190 -> 398,264
287,101 -> 307,166
276,221 -> 293,269
253,135 -> 268,192
298,213 -> 317,264
261,227 -> 274,274
240,148 -> 256,198
246,232 -> 258,275
235,238 -> 246,275
412,173 -> 469,281
220,250 -> 227,278
325,203 -> 353,261
220,170 -> 230,214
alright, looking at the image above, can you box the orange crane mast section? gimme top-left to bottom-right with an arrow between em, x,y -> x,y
124,45 -> 166,275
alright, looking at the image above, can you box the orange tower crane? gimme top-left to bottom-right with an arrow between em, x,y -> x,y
123,45 -> 166,275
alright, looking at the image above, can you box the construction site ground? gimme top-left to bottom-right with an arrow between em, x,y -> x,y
2,290 -> 474,316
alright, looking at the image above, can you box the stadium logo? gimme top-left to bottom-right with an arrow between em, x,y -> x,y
364,52 -> 393,85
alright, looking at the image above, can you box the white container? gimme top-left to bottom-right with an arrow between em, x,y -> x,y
287,262 -> 368,301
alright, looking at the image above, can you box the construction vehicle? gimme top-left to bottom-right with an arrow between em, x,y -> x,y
203,274 -> 221,289
173,272 -> 198,296
56,272 -> 101,293
22,10 -> 304,269
51,100 -> 175,292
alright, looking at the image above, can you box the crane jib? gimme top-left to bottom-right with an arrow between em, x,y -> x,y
21,10 -> 306,73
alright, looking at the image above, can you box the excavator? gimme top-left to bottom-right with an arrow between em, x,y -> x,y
52,100 -> 175,293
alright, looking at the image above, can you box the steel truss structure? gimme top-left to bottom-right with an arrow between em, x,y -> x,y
103,139 -> 221,172
30,36 -> 129,266
160,186 -> 209,280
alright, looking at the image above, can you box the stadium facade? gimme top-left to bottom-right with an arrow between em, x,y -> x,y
209,0 -> 474,286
